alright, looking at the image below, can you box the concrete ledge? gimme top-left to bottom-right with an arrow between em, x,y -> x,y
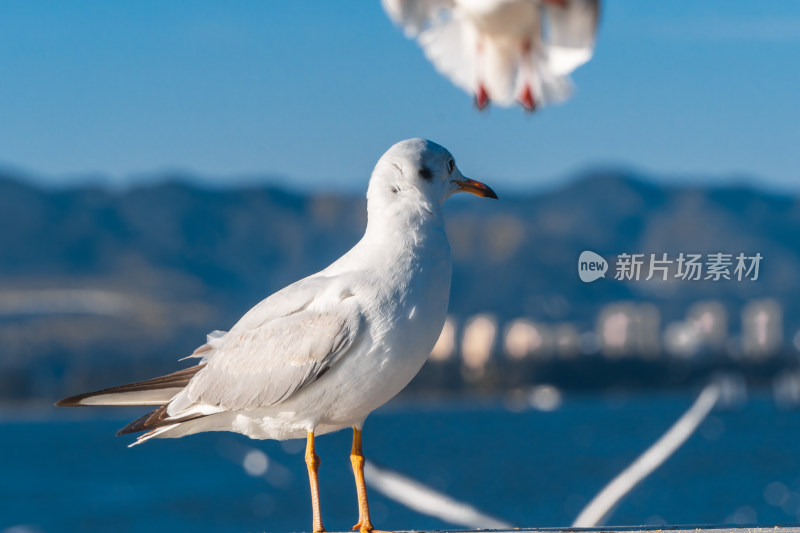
396,526 -> 800,533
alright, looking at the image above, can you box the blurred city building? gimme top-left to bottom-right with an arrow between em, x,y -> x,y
460,314 -> 498,381
742,299 -> 783,359
596,303 -> 660,359
503,319 -> 551,361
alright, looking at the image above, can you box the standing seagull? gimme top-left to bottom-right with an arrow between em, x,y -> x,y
57,139 -> 497,533
383,0 -> 600,111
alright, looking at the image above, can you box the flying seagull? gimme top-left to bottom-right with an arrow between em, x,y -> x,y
383,0 -> 600,111
57,138 -> 497,533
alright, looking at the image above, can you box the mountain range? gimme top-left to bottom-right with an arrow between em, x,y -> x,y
0,170 -> 797,402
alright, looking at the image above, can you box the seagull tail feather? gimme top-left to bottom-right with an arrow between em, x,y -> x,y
128,423 -> 182,447
116,403 -> 203,437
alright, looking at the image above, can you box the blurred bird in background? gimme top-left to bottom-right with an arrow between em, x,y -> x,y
383,0 -> 600,111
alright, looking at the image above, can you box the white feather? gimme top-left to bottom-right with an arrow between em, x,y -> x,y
77,389 -> 182,406
128,423 -> 180,447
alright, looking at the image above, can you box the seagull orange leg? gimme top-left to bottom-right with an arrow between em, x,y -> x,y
305,431 -> 326,533
350,428 -> 390,533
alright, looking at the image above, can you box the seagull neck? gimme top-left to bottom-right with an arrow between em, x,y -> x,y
362,199 -> 445,251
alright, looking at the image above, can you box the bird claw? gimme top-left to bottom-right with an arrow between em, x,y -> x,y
351,523 -> 393,533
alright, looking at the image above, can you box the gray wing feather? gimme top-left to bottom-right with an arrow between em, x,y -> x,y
230,275 -> 339,332
543,0 -> 600,76
168,294 -> 362,414
183,275 -> 348,361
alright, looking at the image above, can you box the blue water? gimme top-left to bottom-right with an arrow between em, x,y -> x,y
2,390 -> 800,533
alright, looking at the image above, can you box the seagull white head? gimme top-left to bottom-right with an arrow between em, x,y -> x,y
367,138 -> 497,215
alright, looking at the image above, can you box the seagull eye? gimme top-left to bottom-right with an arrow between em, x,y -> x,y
447,159 -> 455,173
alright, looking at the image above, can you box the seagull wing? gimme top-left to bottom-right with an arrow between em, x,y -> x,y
180,275 -> 350,361
383,0 -> 478,100
167,275 -> 363,415
543,0 -> 600,77
382,0 -> 456,36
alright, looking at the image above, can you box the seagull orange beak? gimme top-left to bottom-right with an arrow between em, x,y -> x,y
454,178 -> 498,199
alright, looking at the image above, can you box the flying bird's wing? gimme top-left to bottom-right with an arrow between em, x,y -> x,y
543,0 -> 600,77
383,0 -> 478,101
381,0 -> 455,36
166,275 -> 363,415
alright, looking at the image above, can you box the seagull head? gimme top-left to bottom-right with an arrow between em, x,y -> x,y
367,138 -> 497,217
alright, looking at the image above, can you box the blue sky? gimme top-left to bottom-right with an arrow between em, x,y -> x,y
0,1 -> 798,192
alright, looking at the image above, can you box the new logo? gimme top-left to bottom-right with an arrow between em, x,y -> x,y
578,251 -> 608,283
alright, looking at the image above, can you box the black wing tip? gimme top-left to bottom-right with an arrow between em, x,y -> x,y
53,364 -> 206,409
116,405 -> 199,437
55,393 -> 90,407
116,424 -> 139,437
116,407 -> 165,436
